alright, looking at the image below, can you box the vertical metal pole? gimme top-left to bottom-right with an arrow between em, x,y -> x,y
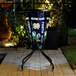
13,0 -> 15,16
30,0 -> 31,10
21,0 -> 23,7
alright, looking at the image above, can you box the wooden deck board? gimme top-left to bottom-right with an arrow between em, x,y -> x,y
74,70 -> 76,75
53,50 -> 64,76
23,49 -> 30,76
35,51 -> 41,76
29,53 -> 35,76
0,48 -> 76,76
55,49 -> 76,76
0,62 -> 14,76
46,50 -> 54,76
8,64 -> 18,76
40,51 -> 48,76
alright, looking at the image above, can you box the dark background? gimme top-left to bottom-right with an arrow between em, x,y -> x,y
68,0 -> 76,28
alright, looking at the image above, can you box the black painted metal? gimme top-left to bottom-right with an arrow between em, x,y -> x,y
41,49 -> 54,71
21,49 -> 34,71
21,48 -> 54,71
21,10 -> 54,71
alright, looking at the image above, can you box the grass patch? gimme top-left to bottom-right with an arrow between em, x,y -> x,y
68,28 -> 76,36
61,46 -> 76,69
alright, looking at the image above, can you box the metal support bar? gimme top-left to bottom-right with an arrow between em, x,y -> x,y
41,50 -> 54,71
21,49 -> 34,71
21,49 -> 54,71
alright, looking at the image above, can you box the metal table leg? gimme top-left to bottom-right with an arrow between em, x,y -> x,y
21,49 -> 34,71
21,49 -> 54,71
41,50 -> 54,71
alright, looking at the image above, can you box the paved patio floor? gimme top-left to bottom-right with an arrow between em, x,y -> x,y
0,48 -> 76,76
